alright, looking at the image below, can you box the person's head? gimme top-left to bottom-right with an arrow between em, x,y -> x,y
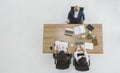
78,57 -> 87,65
58,50 -> 64,55
74,5 -> 79,12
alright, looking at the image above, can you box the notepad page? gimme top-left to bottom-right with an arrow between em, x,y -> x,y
85,42 -> 93,50
74,25 -> 86,35
54,41 -> 68,52
74,26 -> 81,35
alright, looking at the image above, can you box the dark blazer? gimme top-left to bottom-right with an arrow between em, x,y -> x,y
68,7 -> 85,24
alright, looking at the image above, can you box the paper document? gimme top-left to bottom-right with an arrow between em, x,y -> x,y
74,25 -> 86,35
85,42 -> 93,50
54,41 -> 68,52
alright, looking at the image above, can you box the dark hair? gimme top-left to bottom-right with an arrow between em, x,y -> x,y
57,51 -> 68,64
78,57 -> 87,65
59,50 -> 64,54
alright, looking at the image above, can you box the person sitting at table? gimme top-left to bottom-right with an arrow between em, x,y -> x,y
67,5 -> 85,24
53,45 -> 72,69
73,44 -> 90,71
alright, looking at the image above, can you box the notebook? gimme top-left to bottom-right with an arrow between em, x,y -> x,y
54,40 -> 68,52
74,25 -> 86,35
85,42 -> 93,50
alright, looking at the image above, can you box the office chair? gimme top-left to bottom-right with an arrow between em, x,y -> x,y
70,6 -> 84,13
53,51 -> 72,69
73,55 -> 90,71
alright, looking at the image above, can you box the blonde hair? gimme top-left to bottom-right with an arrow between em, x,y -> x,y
74,5 -> 79,12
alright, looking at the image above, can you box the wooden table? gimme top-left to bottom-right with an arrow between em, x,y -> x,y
43,24 -> 103,54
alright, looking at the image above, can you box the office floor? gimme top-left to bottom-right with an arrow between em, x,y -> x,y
0,0 -> 120,73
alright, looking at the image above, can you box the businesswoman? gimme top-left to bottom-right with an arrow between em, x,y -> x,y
73,44 -> 90,71
67,5 -> 85,24
74,45 -> 89,64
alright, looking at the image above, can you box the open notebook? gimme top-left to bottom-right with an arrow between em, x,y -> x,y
54,40 -> 68,52
85,42 -> 93,50
73,25 -> 86,35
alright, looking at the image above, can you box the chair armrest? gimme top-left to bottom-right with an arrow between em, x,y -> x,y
53,53 -> 57,59
53,53 -> 58,64
88,55 -> 90,66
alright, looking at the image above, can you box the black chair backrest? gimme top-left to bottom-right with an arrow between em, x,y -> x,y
53,52 -> 72,69
71,6 -> 84,12
57,53 -> 68,64
74,54 -> 90,71
78,57 -> 87,66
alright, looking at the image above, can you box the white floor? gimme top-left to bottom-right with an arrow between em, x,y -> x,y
0,0 -> 120,73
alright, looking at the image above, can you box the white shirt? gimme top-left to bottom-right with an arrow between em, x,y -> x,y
74,50 -> 89,65
74,11 -> 79,18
